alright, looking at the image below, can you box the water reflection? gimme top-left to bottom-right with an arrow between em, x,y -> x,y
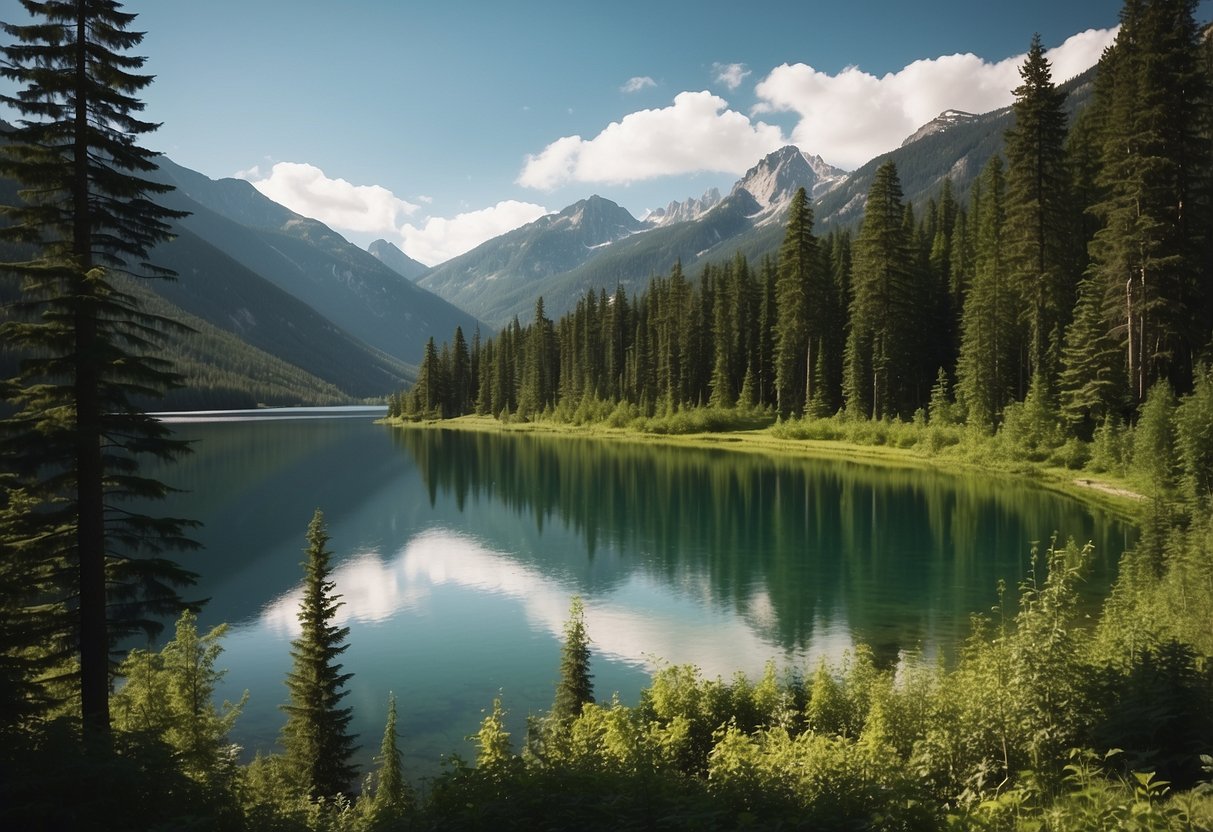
259,528 -> 855,679
392,427 -> 1133,662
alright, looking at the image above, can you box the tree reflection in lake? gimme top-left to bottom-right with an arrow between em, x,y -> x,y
393,427 -> 1132,666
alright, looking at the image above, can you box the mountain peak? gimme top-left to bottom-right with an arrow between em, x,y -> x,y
368,238 -> 428,281
549,194 -> 642,238
645,186 -> 723,227
731,145 -> 846,211
901,110 -> 978,147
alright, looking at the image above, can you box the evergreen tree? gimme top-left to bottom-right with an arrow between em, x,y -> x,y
451,326 -> 471,416
518,297 -> 556,418
0,0 -> 197,737
825,229 -> 853,412
1058,278 -> 1128,437
731,253 -> 757,397
774,188 -> 822,416
413,337 -> 444,416
475,339 -> 495,415
928,180 -> 960,370
1004,34 -> 1075,385
709,268 -> 735,408
844,161 -> 919,418
361,693 -> 412,821
112,610 -> 246,782
474,695 -> 513,768
1087,0 -> 1212,401
551,596 -> 593,725
957,156 -> 1022,427
757,256 -> 779,407
280,509 -> 357,799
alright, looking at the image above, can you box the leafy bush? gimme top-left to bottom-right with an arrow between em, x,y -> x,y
1175,367 -> 1213,504
996,380 -> 1064,462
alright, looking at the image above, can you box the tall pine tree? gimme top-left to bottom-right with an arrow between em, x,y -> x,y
551,596 -> 593,725
280,509 -> 357,799
0,0 -> 196,738
957,156 -> 1023,427
1088,0 -> 1212,401
773,188 -> 822,416
1004,33 -> 1075,386
844,161 -> 919,418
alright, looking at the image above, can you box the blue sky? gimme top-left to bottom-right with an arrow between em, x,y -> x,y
5,1 -> 1211,265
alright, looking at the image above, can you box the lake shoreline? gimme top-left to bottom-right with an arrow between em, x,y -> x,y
382,413 -> 1146,521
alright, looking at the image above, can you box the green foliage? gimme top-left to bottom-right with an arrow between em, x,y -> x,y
112,610 -> 247,784
929,367 -> 960,426
474,695 -> 514,771
1132,381 -> 1179,495
0,0 -> 199,737
1059,278 -> 1127,439
845,161 -> 924,419
551,596 -> 594,726
995,375 -> 1064,461
1086,0 -> 1212,402
356,693 -> 413,827
417,524 -> 1211,831
1174,366 -> 1213,504
0,719 -> 241,831
279,510 -> 358,800
1089,415 -> 1132,475
773,187 -> 822,416
1004,33 -> 1077,382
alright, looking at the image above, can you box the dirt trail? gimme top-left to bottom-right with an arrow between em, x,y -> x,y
1073,478 -> 1146,502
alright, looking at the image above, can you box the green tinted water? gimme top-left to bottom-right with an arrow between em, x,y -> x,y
150,413 -> 1133,778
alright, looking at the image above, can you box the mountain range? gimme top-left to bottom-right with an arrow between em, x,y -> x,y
411,146 -> 848,328
1,64 -> 1095,405
401,65 -> 1095,331
1,130 -> 480,407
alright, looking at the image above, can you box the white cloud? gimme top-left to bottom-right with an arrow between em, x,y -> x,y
753,27 -> 1117,171
242,161 -> 420,234
517,90 -> 786,190
260,528 -> 858,678
237,160 -> 543,268
713,62 -> 750,91
400,200 -> 548,267
621,75 -> 657,93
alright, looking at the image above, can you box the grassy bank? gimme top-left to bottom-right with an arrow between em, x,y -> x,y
382,411 -> 1147,521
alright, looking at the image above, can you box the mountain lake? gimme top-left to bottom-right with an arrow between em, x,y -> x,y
143,408 -> 1135,781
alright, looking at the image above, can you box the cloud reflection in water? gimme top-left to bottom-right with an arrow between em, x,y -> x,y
260,527 -> 858,679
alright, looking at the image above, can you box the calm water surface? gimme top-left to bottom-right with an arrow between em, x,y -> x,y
149,410 -> 1135,780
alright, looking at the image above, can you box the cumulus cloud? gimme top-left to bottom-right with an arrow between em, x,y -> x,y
400,200 -> 549,267
621,75 -> 657,93
237,160 -> 544,269
242,161 -> 420,234
753,28 -> 1116,171
713,62 -> 751,91
517,90 -> 786,190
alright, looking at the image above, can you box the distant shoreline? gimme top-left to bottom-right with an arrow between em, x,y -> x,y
383,413 -> 1146,520
153,404 -> 388,424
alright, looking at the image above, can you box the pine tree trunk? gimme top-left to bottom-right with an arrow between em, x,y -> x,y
74,5 -> 110,741
805,340 -> 813,413
1126,275 -> 1135,403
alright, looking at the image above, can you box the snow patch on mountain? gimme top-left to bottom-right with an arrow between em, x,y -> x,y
901,109 -> 978,147
730,146 -> 847,218
644,187 -> 724,227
